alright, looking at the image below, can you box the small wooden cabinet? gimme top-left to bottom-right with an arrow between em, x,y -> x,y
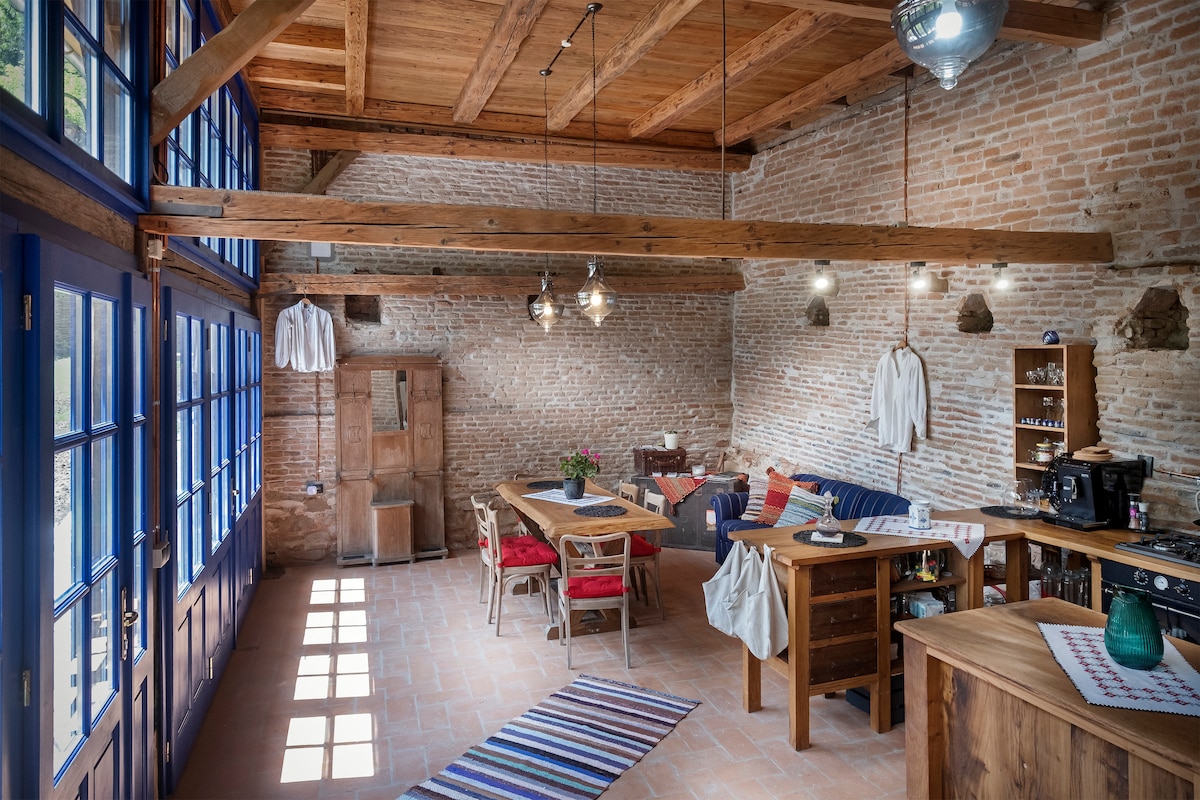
1012,344 -> 1098,485
336,355 -> 446,565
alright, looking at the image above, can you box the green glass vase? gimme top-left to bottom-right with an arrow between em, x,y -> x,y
1104,588 -> 1164,670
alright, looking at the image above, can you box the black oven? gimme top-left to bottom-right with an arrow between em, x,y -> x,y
1100,559 -> 1200,644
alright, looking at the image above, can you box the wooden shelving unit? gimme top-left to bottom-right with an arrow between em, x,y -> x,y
1012,344 -> 1099,485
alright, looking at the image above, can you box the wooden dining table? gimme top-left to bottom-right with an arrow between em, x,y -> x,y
495,478 -> 674,640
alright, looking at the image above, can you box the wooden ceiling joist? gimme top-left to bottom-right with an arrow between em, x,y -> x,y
717,38 -> 911,146
150,0 -> 316,145
344,0 -> 368,116
546,0 -> 705,132
629,9 -> 849,139
258,272 -> 745,297
259,123 -> 751,172
453,0 -> 551,124
142,186 -> 1114,265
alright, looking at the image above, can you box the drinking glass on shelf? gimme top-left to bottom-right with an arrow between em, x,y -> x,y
1041,563 -> 1063,599
1045,363 -> 1064,386
1025,369 -> 1041,385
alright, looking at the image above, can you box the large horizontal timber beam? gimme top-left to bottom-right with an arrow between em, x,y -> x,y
258,272 -> 745,297
142,187 -> 1114,265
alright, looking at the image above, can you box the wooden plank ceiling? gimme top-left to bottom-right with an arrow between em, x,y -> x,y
230,0 -> 1103,169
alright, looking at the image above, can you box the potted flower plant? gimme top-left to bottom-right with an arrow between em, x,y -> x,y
560,448 -> 601,500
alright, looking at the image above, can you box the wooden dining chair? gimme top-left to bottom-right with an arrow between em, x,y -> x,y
475,497 -> 559,635
470,494 -> 497,604
629,490 -> 666,619
557,532 -> 632,669
618,481 -> 640,504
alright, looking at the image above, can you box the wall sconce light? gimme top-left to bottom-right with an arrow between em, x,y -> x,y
992,262 -> 1011,290
910,262 -> 949,292
812,260 -> 839,296
909,261 -> 929,291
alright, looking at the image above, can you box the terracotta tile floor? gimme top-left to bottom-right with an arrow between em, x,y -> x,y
171,547 -> 907,799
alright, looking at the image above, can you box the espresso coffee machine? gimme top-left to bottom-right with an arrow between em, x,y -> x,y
1045,458 -> 1145,530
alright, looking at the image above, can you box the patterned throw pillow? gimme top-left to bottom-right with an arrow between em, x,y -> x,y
775,486 -> 836,527
757,470 -> 820,526
740,474 -> 771,521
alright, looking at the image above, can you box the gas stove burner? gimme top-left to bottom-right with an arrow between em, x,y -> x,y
1114,531 -> 1200,567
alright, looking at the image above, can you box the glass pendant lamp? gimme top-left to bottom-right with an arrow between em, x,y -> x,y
892,0 -> 1009,90
530,271 -> 565,331
576,256 -> 616,327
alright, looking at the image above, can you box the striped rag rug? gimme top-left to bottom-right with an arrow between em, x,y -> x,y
398,675 -> 700,800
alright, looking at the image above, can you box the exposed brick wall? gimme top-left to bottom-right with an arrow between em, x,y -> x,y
260,157 -> 734,562
727,0 -> 1199,529
261,0 -> 1198,563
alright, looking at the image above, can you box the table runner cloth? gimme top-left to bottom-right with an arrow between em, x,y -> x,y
653,476 -> 706,515
852,515 -> 985,558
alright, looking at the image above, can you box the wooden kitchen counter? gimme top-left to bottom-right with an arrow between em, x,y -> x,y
897,598 -> 1200,799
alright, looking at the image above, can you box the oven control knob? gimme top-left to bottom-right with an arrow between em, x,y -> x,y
1153,575 -> 1169,591
1132,569 -> 1149,586
1174,583 -> 1193,600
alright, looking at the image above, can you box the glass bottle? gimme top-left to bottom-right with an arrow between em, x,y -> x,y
815,495 -> 841,534
1104,588 -> 1164,670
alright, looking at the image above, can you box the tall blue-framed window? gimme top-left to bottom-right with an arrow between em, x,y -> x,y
209,320 -> 231,551
164,0 -> 259,282
0,1 -> 145,204
174,311 -> 206,596
233,327 -> 262,518
50,285 -> 122,777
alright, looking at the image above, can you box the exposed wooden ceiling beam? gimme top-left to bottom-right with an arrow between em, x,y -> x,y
629,9 -> 848,139
717,39 -> 911,146
344,0 -> 368,116
300,150 -> 360,195
142,186 -> 1114,264
258,89 -> 722,151
259,123 -> 751,171
453,0 -> 550,124
150,0 -> 315,145
547,0 -> 704,132
258,272 -> 745,297
260,22 -> 345,63
756,0 -> 1103,47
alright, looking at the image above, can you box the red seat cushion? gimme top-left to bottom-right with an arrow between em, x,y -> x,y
499,538 -> 559,567
630,534 -> 660,557
564,575 -> 628,598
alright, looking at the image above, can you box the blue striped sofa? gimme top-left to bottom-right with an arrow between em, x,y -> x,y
711,473 -> 911,563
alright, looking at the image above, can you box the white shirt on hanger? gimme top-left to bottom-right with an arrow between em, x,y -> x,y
868,345 -> 927,452
274,300 -> 336,372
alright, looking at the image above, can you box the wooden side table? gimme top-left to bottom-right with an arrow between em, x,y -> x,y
370,498 -> 415,565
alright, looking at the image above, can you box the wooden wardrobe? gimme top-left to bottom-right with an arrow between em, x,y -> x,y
335,355 -> 446,565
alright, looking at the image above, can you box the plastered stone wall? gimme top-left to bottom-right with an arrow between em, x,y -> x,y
726,0 -> 1199,529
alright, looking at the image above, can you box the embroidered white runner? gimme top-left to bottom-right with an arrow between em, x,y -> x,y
852,515 -> 985,558
1038,623 -> 1200,716
522,489 -> 612,507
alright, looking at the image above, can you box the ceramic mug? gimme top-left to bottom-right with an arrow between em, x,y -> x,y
909,500 -> 932,530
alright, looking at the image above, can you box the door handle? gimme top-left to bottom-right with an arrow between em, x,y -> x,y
122,610 -> 139,627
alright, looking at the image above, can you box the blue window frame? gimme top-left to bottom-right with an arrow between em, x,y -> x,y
164,0 -> 259,283
234,327 -> 262,517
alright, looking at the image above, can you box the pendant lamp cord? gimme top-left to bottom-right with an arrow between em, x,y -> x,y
720,0 -> 727,220
896,74 -> 912,496
591,9 -> 598,216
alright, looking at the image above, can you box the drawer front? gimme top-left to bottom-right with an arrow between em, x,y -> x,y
809,639 -> 878,685
810,558 -> 876,596
809,596 -> 877,640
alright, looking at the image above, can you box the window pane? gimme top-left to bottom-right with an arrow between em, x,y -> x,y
64,0 -> 98,36
191,491 -> 204,580
132,541 -> 146,657
54,447 -> 84,601
179,1 -> 194,59
133,306 -> 145,417
102,70 -> 131,181
63,25 -> 98,158
176,407 -> 189,496
176,499 -> 190,596
91,435 -> 115,565
0,0 -> 39,111
55,288 -> 84,437
91,296 -> 115,426
175,313 -> 188,402
133,424 -> 145,536
90,569 -> 117,722
190,405 -> 202,486
52,602 -> 84,774
103,0 -> 131,74
190,318 -> 202,400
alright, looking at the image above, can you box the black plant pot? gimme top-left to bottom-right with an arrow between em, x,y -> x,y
563,478 -> 585,500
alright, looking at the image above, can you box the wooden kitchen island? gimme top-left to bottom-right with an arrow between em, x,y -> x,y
897,598 -> 1200,800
